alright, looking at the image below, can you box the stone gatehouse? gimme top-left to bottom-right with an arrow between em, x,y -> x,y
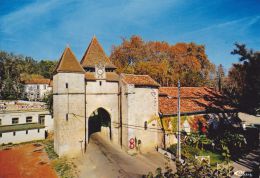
53,37 -> 161,156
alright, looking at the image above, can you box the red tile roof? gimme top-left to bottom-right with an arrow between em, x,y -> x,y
159,87 -> 221,98
23,78 -> 50,85
54,47 -> 85,74
121,74 -> 160,87
159,87 -> 235,115
81,36 -> 116,69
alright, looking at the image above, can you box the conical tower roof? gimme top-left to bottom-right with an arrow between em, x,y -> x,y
81,36 -> 116,69
54,47 -> 85,74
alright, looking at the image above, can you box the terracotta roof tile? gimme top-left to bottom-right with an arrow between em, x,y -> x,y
106,72 -> 120,82
81,36 -> 116,69
54,47 -> 85,73
85,72 -> 119,82
85,72 -> 96,81
121,74 -> 160,87
23,78 -> 50,85
159,87 -> 221,98
159,87 -> 235,115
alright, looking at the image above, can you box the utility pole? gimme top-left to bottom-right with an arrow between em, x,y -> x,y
177,80 -> 181,162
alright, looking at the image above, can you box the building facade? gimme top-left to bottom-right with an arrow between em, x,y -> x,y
0,100 -> 53,144
158,87 -> 237,148
23,78 -> 52,101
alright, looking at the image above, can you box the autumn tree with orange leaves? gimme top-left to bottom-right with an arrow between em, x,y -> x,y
110,35 -> 215,87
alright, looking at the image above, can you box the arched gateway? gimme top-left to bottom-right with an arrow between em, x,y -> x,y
88,108 -> 112,141
53,36 -> 160,156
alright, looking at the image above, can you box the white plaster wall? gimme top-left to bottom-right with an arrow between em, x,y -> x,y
0,111 -> 52,126
24,84 -> 50,100
0,129 -> 45,144
44,114 -> 53,131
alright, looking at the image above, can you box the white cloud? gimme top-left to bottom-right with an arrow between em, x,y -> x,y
182,15 -> 260,37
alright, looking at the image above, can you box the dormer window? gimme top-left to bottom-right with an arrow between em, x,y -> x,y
105,68 -> 114,72
85,68 -> 95,72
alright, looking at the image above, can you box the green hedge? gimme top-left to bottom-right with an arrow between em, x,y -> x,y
0,123 -> 45,133
167,144 -> 200,159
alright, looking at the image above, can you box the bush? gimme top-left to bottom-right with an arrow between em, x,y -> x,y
167,144 -> 200,159
143,159 -> 234,178
213,131 -> 246,159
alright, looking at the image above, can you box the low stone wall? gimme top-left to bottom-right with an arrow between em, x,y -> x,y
157,147 -> 175,160
0,128 -> 45,144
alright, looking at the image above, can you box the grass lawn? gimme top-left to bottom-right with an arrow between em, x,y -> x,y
198,149 -> 225,165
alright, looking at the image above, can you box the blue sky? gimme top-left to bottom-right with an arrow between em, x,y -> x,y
0,0 -> 259,70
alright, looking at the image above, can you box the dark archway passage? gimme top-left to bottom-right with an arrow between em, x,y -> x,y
88,108 -> 111,141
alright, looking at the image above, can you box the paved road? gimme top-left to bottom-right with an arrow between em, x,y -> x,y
77,133 -> 175,178
232,142 -> 260,177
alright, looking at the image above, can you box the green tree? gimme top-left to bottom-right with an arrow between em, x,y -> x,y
0,50 -> 56,99
37,60 -> 57,78
43,93 -> 53,116
228,43 -> 260,113
0,51 -> 24,99
216,64 -> 225,92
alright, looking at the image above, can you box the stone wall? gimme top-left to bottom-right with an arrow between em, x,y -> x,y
121,82 -> 159,152
53,73 -> 85,156
85,80 -> 119,144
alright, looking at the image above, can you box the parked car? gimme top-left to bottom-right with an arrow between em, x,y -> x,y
254,108 -> 260,117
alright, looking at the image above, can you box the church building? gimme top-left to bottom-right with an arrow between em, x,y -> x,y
53,37 -> 161,156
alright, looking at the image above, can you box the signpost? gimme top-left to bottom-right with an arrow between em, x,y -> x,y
177,80 -> 181,162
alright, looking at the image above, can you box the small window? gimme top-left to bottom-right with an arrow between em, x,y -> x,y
66,113 -> 68,121
38,115 -> 45,125
26,117 -> 32,123
26,130 -> 28,134
13,132 -> 16,136
65,83 -> 68,88
44,85 -> 47,89
12,118 -> 19,124
99,81 -> 102,86
0,119 -> 1,126
37,85 -> 39,89
0,133 -> 2,138
38,129 -> 40,133
144,121 -> 148,130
